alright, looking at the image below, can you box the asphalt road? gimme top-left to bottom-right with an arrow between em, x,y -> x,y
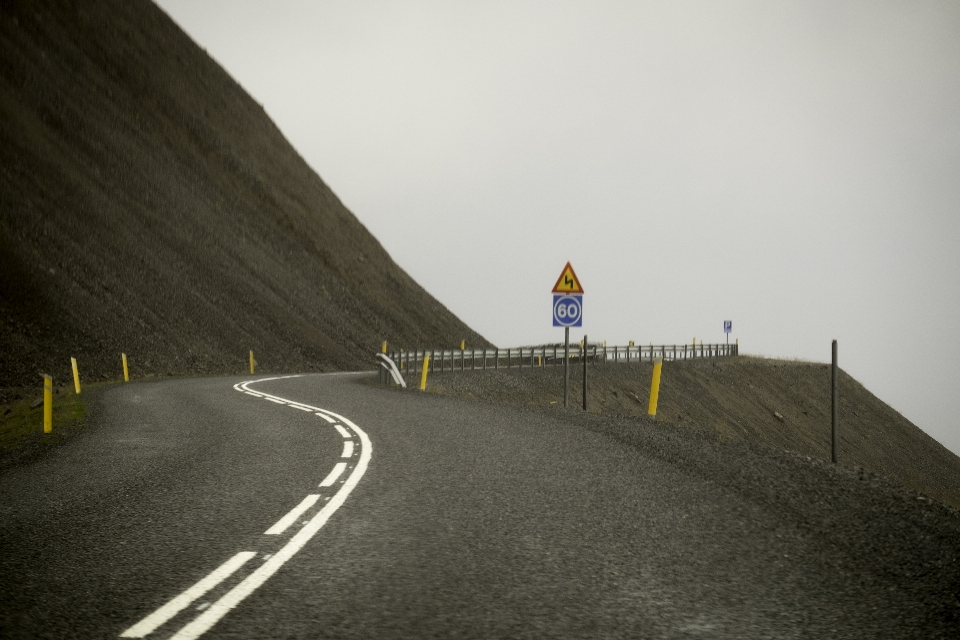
1,373 -> 958,639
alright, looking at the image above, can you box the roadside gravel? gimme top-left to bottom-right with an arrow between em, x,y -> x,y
370,367 -> 960,635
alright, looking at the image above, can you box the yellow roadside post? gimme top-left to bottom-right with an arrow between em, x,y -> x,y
122,353 -> 130,382
71,357 -> 81,394
249,350 -> 255,374
419,354 -> 431,391
381,341 -> 387,354
648,356 -> 663,419
42,374 -> 53,433
460,340 -> 465,350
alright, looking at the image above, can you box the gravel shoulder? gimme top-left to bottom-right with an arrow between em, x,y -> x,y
387,356 -> 960,509
360,372 -> 960,637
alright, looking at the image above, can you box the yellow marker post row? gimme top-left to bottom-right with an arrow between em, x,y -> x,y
43,374 -> 53,433
71,357 -> 81,394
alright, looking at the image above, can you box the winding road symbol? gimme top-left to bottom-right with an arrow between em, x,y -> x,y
551,262 -> 584,294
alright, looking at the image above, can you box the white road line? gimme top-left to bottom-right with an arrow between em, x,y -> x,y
119,551 -> 256,638
289,405 -> 314,412
264,397 -> 286,405
318,462 -> 347,487
244,391 -> 262,397
333,424 -> 351,438
341,441 -> 354,458
315,412 -> 336,423
158,375 -> 373,640
263,494 -> 321,535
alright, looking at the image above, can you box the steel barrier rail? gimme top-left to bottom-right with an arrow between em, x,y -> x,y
382,342 -> 737,378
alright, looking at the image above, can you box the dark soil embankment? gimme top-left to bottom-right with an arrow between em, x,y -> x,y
0,0 -> 490,402
401,356 -> 960,508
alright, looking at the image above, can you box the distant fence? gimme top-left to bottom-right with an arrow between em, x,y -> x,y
380,342 -> 738,378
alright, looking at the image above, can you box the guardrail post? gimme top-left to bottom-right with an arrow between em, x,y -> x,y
71,357 -> 81,394
582,335 -> 588,410
648,356 -> 663,419
420,354 -> 431,390
42,374 -> 53,433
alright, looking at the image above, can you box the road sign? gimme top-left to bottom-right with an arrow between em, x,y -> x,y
553,294 -> 583,327
724,320 -> 732,334
552,262 -> 584,294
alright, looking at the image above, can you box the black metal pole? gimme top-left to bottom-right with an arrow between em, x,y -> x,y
582,334 -> 588,410
832,340 -> 839,464
564,327 -> 569,408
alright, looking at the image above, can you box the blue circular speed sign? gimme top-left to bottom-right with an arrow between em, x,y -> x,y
553,295 -> 583,327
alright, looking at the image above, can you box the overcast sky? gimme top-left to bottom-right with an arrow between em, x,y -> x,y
155,0 -> 960,456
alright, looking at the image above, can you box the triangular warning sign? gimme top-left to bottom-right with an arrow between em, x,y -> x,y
552,262 -> 584,294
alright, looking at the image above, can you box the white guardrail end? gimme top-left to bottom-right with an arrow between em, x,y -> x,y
376,353 -> 406,388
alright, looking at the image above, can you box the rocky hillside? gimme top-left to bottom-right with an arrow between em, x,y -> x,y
0,0 -> 490,395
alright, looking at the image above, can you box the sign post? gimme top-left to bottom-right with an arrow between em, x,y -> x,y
723,320 -> 732,345
552,262 -> 584,408
832,340 -> 838,464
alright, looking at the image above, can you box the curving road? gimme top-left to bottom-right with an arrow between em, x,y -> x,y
1,373 -> 958,639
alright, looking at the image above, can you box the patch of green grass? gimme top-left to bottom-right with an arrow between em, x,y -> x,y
0,384 -> 105,469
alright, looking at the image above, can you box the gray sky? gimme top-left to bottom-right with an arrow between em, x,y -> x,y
155,0 -> 960,456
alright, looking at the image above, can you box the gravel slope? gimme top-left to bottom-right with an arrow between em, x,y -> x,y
0,0 -> 490,396
392,356 -> 960,508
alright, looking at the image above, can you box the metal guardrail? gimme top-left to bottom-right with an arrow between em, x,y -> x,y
379,342 -> 738,379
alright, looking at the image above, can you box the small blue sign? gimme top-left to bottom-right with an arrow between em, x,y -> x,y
724,320 -> 732,334
553,295 -> 583,327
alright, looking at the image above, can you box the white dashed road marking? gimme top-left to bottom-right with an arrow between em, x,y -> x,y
119,552 -> 257,638
123,376 -> 371,640
264,494 -> 321,535
318,462 -> 347,487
